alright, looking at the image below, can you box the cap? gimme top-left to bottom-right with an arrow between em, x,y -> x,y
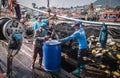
71,22 -> 80,27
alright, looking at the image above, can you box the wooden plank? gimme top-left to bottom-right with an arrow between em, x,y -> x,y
0,42 -> 54,78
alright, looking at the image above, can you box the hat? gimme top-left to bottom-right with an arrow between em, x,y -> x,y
71,22 -> 80,27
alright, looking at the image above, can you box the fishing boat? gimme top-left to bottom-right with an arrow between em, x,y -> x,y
0,0 -> 120,78
99,9 -> 120,22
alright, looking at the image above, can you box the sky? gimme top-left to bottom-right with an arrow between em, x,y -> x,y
17,0 -> 97,8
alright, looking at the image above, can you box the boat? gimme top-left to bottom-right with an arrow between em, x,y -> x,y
0,1 -> 120,78
99,9 -> 120,22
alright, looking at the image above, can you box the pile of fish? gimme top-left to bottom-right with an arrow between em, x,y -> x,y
85,35 -> 120,77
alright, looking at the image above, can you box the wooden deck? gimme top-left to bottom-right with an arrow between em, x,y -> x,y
0,40 -> 78,78
0,40 -> 107,78
0,41 -> 53,78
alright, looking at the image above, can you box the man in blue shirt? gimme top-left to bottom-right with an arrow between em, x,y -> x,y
59,22 -> 88,75
32,14 -> 56,30
32,16 -> 43,30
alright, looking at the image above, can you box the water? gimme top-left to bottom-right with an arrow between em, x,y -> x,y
45,40 -> 61,45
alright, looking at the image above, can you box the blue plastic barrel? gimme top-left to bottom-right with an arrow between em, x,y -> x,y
43,40 -> 61,72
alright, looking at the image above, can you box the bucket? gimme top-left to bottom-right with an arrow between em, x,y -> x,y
43,40 -> 61,72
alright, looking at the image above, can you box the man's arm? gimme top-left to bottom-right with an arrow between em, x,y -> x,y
32,22 -> 37,30
48,14 -> 56,21
60,32 -> 78,42
34,30 -> 44,40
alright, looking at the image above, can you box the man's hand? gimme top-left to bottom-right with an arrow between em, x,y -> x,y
48,38 -> 52,41
44,36 -> 50,41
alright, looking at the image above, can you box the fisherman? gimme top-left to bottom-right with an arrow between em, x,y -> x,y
32,14 -> 56,30
98,23 -> 108,48
31,23 -> 49,69
47,21 -> 59,39
58,22 -> 88,75
32,16 -> 43,30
